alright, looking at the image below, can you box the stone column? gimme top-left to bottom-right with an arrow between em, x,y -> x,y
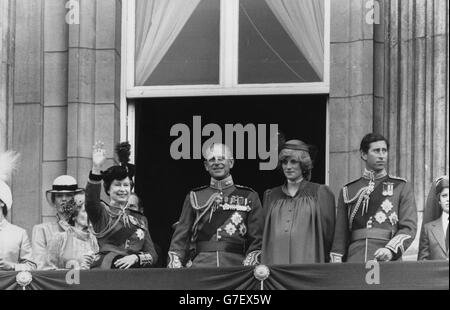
329,0 -> 375,196
374,0 -> 449,212
0,0 -> 14,151
66,0 -> 122,188
11,0 -> 43,231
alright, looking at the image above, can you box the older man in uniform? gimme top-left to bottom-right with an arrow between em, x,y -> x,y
168,143 -> 263,268
330,133 -> 417,262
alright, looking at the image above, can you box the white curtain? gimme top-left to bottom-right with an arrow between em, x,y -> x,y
135,0 -> 201,85
265,0 -> 324,80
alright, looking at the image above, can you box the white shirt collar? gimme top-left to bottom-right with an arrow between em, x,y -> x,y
441,212 -> 448,233
287,177 -> 303,184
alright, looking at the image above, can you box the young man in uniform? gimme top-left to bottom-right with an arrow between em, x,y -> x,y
330,133 -> 417,262
168,143 -> 263,268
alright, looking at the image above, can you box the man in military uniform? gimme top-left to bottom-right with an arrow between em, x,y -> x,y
168,143 -> 263,268
330,133 -> 417,262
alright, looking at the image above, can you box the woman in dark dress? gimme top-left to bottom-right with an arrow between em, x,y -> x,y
86,142 -> 157,269
261,140 -> 336,265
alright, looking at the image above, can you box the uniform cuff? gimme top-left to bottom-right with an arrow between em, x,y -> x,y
167,251 -> 183,268
243,250 -> 261,266
330,252 -> 343,263
89,171 -> 103,182
385,234 -> 411,254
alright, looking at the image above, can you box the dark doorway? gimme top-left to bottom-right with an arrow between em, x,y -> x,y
134,95 -> 328,266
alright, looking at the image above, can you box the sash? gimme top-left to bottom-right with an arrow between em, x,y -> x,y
349,179 -> 401,230
192,187 -> 251,242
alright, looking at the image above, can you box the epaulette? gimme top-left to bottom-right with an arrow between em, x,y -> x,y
235,184 -> 256,192
389,175 -> 407,182
344,178 -> 361,188
191,185 -> 209,192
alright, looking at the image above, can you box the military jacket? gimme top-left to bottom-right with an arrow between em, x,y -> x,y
168,176 -> 263,267
331,171 -> 417,262
85,178 -> 157,269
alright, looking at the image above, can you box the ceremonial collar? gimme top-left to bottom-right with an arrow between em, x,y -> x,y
362,169 -> 387,181
210,175 -> 234,190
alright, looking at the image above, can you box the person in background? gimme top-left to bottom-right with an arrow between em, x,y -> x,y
330,133 -> 417,262
423,175 -> 449,225
418,176 -> 449,260
46,193 -> 99,269
127,192 -> 163,266
128,193 -> 144,214
86,142 -> 158,269
261,140 -> 336,264
0,150 -> 36,271
32,175 -> 84,270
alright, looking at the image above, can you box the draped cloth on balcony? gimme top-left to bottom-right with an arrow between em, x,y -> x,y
2,261 -> 448,290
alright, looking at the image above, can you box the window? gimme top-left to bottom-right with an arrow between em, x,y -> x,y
124,0 -> 330,97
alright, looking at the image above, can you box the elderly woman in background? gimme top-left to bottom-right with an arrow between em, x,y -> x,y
418,176 -> 449,260
46,193 -> 99,269
86,142 -> 158,269
261,140 -> 336,265
0,151 -> 36,271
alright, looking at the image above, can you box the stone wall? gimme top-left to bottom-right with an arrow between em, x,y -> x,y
329,0 -> 375,196
9,0 -> 122,232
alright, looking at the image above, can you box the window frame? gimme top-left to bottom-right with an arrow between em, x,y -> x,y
123,0 -> 330,98
120,0 -> 331,183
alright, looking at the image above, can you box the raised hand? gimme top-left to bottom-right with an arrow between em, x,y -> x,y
92,141 -> 107,173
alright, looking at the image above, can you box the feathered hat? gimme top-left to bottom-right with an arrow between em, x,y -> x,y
101,142 -> 136,195
0,150 -> 20,211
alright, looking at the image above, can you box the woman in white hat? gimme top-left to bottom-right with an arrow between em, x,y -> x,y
46,195 -> 99,270
0,151 -> 36,271
31,175 -> 84,270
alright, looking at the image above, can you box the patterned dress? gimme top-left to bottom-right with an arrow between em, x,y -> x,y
46,226 -> 99,269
